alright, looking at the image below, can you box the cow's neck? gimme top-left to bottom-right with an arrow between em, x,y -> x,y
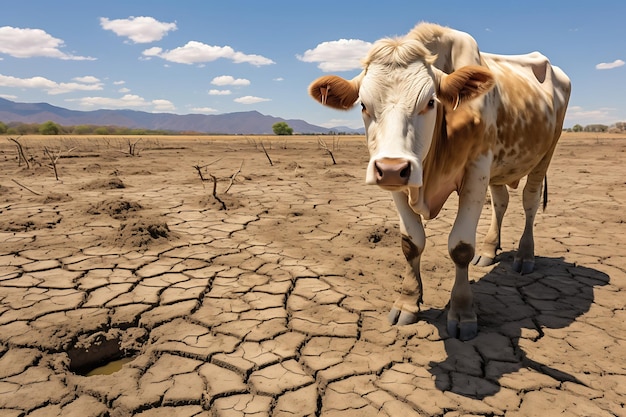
413,105 -> 488,219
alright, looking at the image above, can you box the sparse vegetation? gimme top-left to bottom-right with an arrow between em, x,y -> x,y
272,122 -> 293,136
39,121 -> 61,135
566,122 -> 626,133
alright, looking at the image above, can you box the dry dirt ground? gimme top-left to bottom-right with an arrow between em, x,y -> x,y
0,133 -> 624,417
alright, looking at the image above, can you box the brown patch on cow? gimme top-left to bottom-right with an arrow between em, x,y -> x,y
450,241 -> 475,266
401,234 -> 421,261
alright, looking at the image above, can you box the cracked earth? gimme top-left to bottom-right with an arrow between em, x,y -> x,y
0,133 -> 624,417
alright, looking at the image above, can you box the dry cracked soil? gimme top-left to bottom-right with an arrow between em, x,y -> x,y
0,133 -> 624,417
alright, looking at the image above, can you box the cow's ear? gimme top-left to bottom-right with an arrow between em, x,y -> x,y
436,66 -> 495,109
309,74 -> 362,110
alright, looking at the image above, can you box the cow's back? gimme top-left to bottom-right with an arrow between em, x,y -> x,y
481,52 -> 571,185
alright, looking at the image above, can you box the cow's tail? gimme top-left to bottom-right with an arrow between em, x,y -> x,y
542,175 -> 548,211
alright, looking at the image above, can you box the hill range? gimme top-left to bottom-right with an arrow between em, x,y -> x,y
0,98 -> 364,135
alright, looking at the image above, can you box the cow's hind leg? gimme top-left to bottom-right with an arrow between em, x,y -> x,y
473,184 -> 509,266
514,171 -> 545,274
388,191 -> 425,325
515,144 -> 557,274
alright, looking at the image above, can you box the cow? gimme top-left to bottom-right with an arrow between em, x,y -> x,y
308,22 -> 571,340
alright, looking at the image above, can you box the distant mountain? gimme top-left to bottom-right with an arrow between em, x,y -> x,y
0,98 -> 364,135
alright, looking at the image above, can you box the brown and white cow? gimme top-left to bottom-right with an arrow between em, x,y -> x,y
308,23 -> 571,340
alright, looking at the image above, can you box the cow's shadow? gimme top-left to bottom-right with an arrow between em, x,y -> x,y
417,252 -> 609,399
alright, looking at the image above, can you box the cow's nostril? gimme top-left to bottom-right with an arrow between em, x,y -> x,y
400,164 -> 410,178
375,162 -> 384,180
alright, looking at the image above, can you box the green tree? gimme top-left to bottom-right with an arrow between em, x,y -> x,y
0,121 -> 7,134
272,122 -> 293,135
93,127 -> 111,135
571,124 -> 583,132
72,125 -> 93,135
39,120 -> 61,135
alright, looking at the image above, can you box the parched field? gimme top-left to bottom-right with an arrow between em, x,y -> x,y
0,132 -> 624,416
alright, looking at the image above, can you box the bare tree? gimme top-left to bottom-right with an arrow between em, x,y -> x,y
7,137 -> 29,168
260,142 -> 273,166
225,160 -> 244,194
209,174 -> 226,210
318,137 -> 337,165
44,146 -> 77,180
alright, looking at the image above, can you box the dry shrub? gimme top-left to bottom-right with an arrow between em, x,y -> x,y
88,198 -> 142,220
81,177 -> 125,190
43,192 -> 73,204
109,216 -> 177,248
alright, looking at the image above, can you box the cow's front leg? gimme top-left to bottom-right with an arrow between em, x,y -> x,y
447,154 -> 491,340
388,191 -> 425,325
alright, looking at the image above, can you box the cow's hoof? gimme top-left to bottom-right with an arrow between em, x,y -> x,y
388,308 -> 418,325
513,259 -> 535,274
472,254 -> 495,267
447,319 -> 478,341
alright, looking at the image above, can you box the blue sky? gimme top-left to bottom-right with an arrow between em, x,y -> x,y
1,0 -> 624,129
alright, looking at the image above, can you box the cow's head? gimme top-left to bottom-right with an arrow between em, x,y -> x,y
309,38 -> 494,195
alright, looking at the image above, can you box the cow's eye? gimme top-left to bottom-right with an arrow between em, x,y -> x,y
418,98 -> 436,115
361,102 -> 367,112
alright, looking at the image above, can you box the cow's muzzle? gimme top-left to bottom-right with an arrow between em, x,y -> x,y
374,158 -> 411,186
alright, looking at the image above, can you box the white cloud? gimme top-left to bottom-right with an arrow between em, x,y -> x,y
0,73 -> 103,94
73,76 -> 100,83
67,94 -> 146,108
67,94 -> 173,111
297,39 -> 372,72
100,16 -> 177,44
595,59 -> 625,70
564,105 -> 617,125
151,99 -> 175,112
208,89 -> 232,95
0,26 -> 94,60
142,41 -> 274,66
141,47 -> 162,58
113,80 -> 126,85
118,87 -> 131,93
211,75 -> 250,86
273,77 -> 284,81
191,107 -> 218,113
234,96 -> 270,104
0,94 -> 17,100
321,117 -> 363,129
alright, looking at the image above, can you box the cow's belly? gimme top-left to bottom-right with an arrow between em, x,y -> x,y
488,138 -> 554,186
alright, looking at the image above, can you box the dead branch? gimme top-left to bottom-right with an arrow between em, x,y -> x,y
210,174 -> 227,210
260,142 -> 273,166
127,138 -> 142,156
7,137 -> 29,169
225,160 -> 244,194
44,146 -> 77,181
117,138 -> 143,156
318,137 -> 337,165
193,164 -> 206,182
11,179 -> 41,196
193,157 -> 223,185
